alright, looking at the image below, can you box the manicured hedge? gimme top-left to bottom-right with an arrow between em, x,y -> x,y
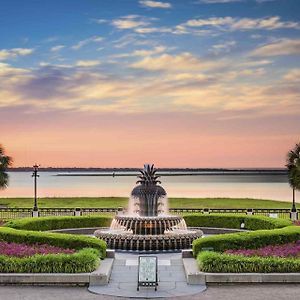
0,216 -> 111,273
183,213 -> 292,230
0,227 -> 107,258
5,215 -> 112,231
193,225 -> 300,256
197,251 -> 300,273
0,248 -> 100,273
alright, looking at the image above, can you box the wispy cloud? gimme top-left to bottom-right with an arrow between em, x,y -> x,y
0,48 -> 34,60
210,41 -> 236,55
139,1 -> 172,9
112,15 -> 149,29
182,16 -> 300,31
113,46 -> 167,58
75,60 -> 101,67
131,52 -> 224,71
197,0 -> 278,3
251,39 -> 300,56
72,36 -> 104,50
283,69 -> 300,82
50,45 -> 65,52
197,0 -> 243,3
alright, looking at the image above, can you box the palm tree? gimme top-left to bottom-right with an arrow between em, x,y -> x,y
286,143 -> 300,213
0,145 -> 12,189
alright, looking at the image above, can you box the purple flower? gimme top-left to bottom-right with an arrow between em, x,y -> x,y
224,240 -> 300,258
0,241 -> 75,257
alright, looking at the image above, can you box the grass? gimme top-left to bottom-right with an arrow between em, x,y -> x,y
0,197 -> 292,209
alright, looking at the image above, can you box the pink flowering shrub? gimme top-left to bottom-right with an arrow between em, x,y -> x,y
225,240 -> 300,258
0,241 -> 75,257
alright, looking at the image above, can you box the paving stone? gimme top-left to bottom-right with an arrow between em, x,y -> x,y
88,252 -> 207,298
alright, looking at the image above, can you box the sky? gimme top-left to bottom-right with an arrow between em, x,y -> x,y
0,0 -> 299,168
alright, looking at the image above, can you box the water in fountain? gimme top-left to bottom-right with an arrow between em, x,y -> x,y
94,164 -> 202,251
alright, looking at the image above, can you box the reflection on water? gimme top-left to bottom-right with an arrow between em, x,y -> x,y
0,172 -> 299,203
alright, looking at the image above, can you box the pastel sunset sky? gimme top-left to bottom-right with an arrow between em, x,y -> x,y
1,0 -> 299,168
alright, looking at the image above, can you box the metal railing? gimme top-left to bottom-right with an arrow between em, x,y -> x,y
169,208 -> 294,219
0,207 -> 298,220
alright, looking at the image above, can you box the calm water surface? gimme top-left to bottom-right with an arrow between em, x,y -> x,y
1,172 -> 299,203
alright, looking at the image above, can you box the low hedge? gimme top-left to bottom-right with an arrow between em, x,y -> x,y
0,227 -> 107,258
0,248 -> 100,273
193,225 -> 300,256
5,215 -> 112,231
197,251 -> 300,273
183,213 -> 292,230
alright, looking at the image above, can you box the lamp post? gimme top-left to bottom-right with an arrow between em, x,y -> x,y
291,187 -> 298,221
32,164 -> 39,214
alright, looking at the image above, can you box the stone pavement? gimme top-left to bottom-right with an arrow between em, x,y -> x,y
1,284 -> 300,300
88,252 -> 206,298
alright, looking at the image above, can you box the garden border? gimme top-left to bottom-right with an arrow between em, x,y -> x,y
183,257 -> 300,284
0,257 -> 114,286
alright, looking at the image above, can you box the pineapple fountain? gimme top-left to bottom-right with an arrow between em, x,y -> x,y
94,164 -> 202,251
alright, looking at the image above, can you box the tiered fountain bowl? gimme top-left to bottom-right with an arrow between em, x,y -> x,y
94,164 -> 202,251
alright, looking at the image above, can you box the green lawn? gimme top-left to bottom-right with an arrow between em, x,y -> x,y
0,197 -> 292,209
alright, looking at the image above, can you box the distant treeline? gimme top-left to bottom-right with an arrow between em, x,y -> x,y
8,167 -> 287,175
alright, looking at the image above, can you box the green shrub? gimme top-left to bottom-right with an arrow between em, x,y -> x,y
0,227 -> 106,258
197,251 -> 300,273
193,226 -> 300,256
183,213 -> 292,230
5,215 -> 112,231
0,248 -> 100,273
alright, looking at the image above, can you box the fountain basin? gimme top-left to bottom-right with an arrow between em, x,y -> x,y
94,228 -> 202,251
95,214 -> 203,251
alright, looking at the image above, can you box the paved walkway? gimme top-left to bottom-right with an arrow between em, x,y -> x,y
88,252 -> 206,298
1,284 -> 300,300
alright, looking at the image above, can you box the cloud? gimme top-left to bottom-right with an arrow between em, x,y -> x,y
75,60 -> 101,67
72,36 -> 104,50
197,0 -> 243,3
112,15 -> 148,29
113,46 -> 167,58
0,63 -> 29,76
139,1 -> 172,9
283,69 -> 300,82
197,0 -> 279,3
183,16 -> 300,31
134,27 -> 172,34
0,48 -> 34,60
210,41 -> 236,55
251,39 -> 300,56
50,45 -> 65,52
131,52 -> 223,71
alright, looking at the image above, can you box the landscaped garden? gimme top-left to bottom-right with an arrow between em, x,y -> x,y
0,216 -> 108,273
1,213 -> 300,274
191,214 -> 300,273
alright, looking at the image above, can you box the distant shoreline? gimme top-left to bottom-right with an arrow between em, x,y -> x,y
7,167 -> 287,176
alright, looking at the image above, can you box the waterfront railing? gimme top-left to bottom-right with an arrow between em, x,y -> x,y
0,207 -> 297,220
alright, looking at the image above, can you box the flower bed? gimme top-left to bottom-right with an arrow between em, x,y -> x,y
225,240 -> 300,258
197,251 -> 300,273
193,225 -> 300,256
194,224 -> 300,273
0,241 -> 75,257
0,223 -> 107,273
0,248 -> 100,273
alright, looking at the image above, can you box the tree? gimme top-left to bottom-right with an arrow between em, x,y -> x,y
0,145 -> 12,189
286,142 -> 300,212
